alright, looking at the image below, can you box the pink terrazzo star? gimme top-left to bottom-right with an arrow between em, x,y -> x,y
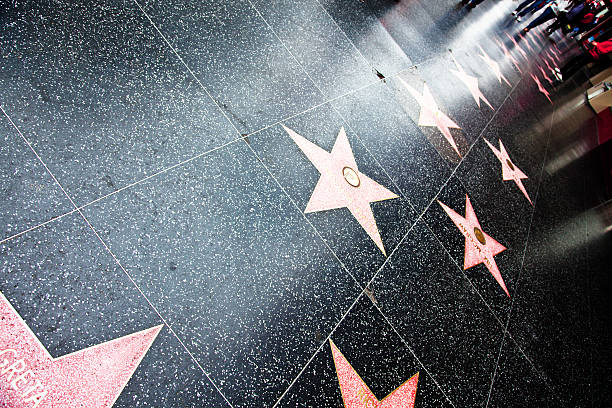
398,78 -> 462,157
531,73 -> 552,103
505,33 -> 528,60
450,54 -> 494,110
330,340 -> 419,408
485,139 -> 533,205
0,291 -> 162,408
543,58 -> 558,78
282,125 -> 398,255
547,51 -> 560,66
535,30 -> 548,47
438,196 -> 510,297
547,49 -> 560,64
544,52 -> 554,67
551,44 -> 562,61
520,33 -> 534,53
538,65 -> 553,85
496,38 -> 522,73
528,30 -> 543,49
479,46 -> 511,86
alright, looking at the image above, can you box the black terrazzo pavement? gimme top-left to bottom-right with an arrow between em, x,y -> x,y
1,0 -> 609,406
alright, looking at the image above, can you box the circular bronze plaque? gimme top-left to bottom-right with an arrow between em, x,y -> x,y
342,167 -> 361,187
506,159 -> 515,171
473,227 -> 486,245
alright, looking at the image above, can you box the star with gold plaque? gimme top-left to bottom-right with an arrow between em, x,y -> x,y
438,196 -> 510,297
282,125 -> 399,256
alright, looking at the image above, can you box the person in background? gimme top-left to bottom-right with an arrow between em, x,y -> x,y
462,0 -> 487,8
512,0 -> 540,17
513,0 -> 553,22
522,0 -> 571,32
567,0 -> 606,36
545,0 -> 587,34
559,38 -> 612,80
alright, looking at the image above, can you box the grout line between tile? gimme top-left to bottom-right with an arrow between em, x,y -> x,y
0,105 -> 236,408
485,104 -> 558,408
584,173 -> 594,408
241,0 -> 420,215
2,3 -> 558,408
272,33 -> 525,406
0,209 -> 78,246
372,302 -> 458,408
270,291 -> 366,408
1,0 -> 523,249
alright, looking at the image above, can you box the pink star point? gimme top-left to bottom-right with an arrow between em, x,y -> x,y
438,196 -> 510,297
0,291 -> 162,408
450,54 -> 494,111
283,125 -> 398,256
537,65 -> 553,85
484,139 -> 533,205
330,340 -> 419,408
530,73 -> 552,103
398,78 -> 462,157
505,33 -> 528,60
479,46 -> 512,87
495,38 -> 522,74
520,33 -> 534,52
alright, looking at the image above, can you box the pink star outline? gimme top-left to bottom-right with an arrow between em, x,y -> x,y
449,54 -> 494,110
547,51 -> 560,66
330,340 -> 419,408
438,196 -> 510,297
484,138 -> 533,205
479,46 -> 511,86
495,38 -> 522,73
398,78 -> 462,157
506,33 -> 528,60
520,33 -> 534,53
0,291 -> 162,408
531,73 -> 552,103
282,125 -> 399,255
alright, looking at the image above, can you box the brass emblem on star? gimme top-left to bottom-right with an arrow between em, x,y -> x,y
473,227 -> 486,245
342,166 -> 361,187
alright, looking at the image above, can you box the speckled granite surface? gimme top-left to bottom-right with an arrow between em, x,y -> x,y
1,0 -> 609,406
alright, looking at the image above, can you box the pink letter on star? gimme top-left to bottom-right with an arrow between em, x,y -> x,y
438,196 -> 510,297
0,291 -> 162,408
330,340 -> 419,408
485,139 -> 533,205
283,125 -> 398,256
449,54 -> 494,110
398,78 -> 462,157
